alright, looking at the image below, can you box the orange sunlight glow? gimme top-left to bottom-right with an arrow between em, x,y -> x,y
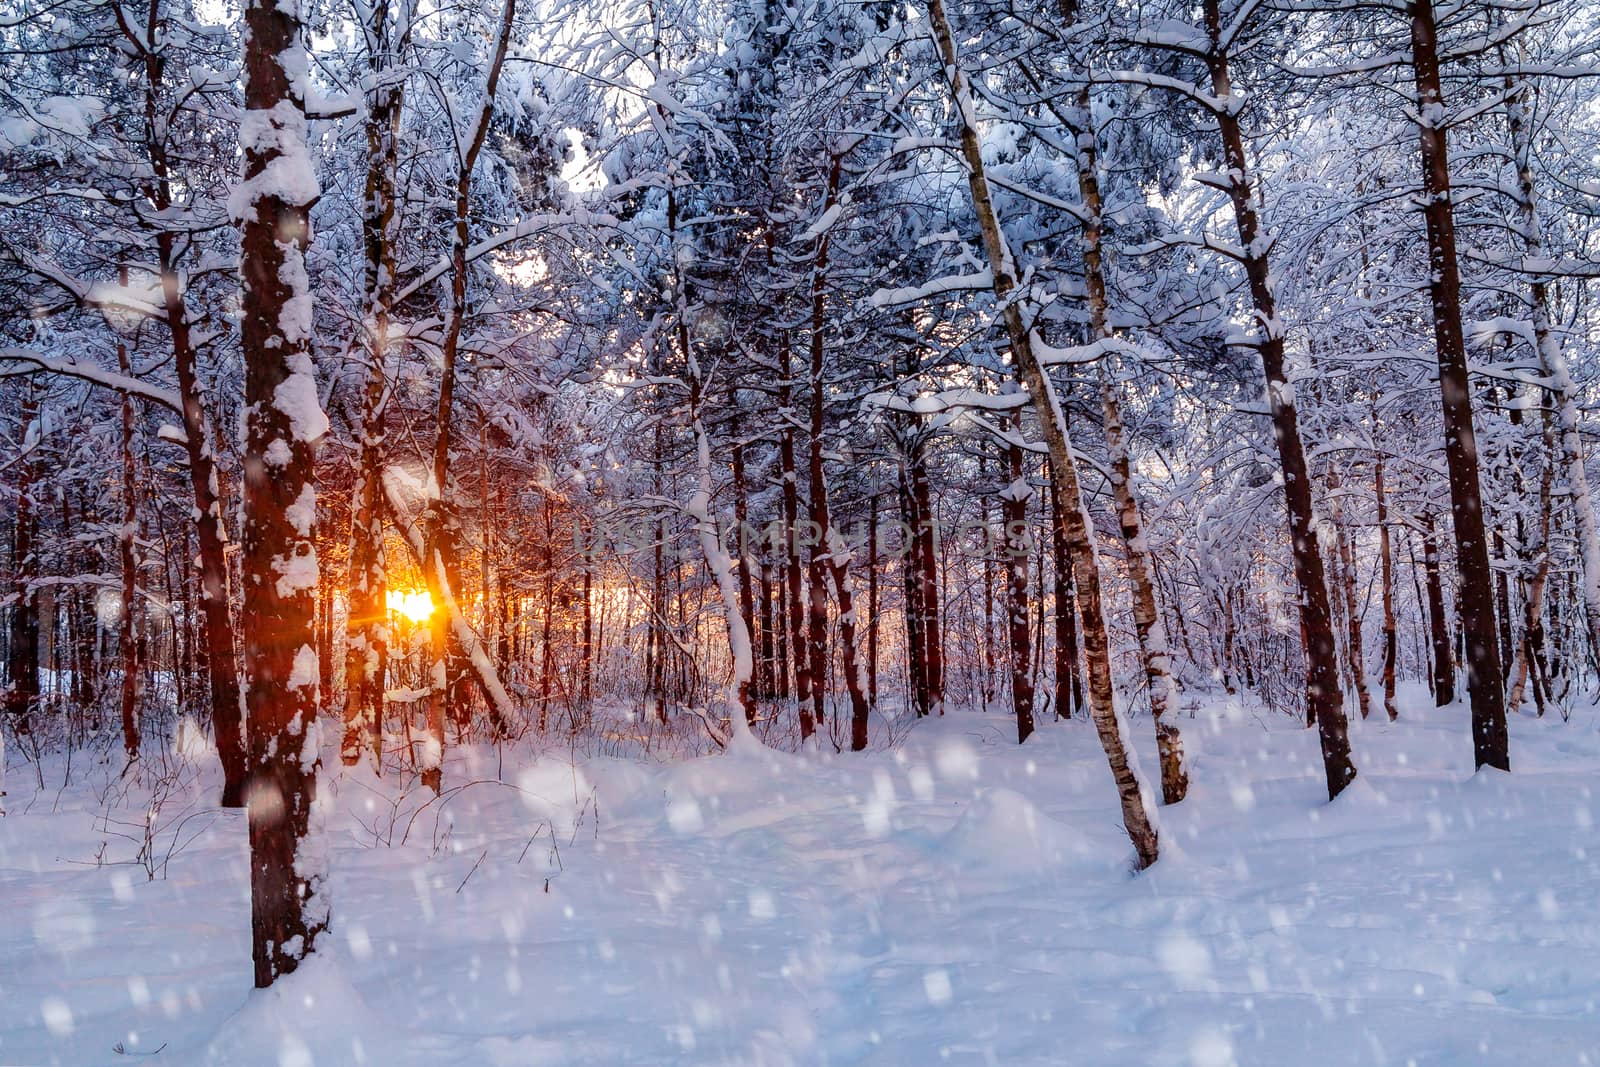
386,589 -> 434,623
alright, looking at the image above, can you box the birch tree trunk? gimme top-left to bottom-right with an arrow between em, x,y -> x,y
1502,59 -> 1600,691
1071,87 -> 1187,801
237,0 -> 330,988
1509,406 -> 1555,713
924,0 -> 1159,866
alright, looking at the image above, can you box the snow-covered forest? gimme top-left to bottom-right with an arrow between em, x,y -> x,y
3,0 -> 1600,1061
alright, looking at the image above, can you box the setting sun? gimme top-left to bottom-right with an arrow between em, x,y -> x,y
386,588 -> 434,623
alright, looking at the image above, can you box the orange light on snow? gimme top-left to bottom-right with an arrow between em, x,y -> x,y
387,589 -> 434,623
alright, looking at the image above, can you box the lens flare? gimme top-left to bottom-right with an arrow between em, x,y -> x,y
386,589 -> 434,623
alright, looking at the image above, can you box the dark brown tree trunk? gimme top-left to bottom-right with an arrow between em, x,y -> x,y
731,409 -> 757,724
538,508 -> 554,729
581,546 -> 594,708
770,272 -> 811,734
422,0 -> 516,789
981,456 -> 998,709
899,466 -> 927,716
1409,0 -> 1509,770
1049,473 -> 1083,719
341,0 -> 403,770
239,0 -> 329,988
1421,512 -> 1455,705
909,438 -> 944,715
803,157 -> 871,749
5,385 -> 40,737
1376,455 -> 1399,720
132,7 -> 248,804
867,486 -> 880,709
118,338 -> 141,763
1493,529 -> 1514,678
761,558 -> 779,700
1001,417 -> 1035,743
1204,0 -> 1355,797
1326,470 -> 1372,721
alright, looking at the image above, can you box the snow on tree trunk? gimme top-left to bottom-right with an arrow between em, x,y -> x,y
923,0 -> 1160,868
1201,0 -> 1356,799
1508,409 -> 1554,714
1408,0 -> 1509,771
1502,62 -> 1600,694
235,0 -> 330,989
420,0 -> 515,792
688,400 -> 756,746
1071,86 -> 1186,803
803,156 -> 873,751
342,0 -> 408,771
135,24 -> 249,804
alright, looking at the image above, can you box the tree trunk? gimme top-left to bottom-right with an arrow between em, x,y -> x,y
909,435 -> 944,715
730,408 -> 757,724
1510,406 -> 1555,712
1326,470 -> 1372,721
1001,413 -> 1035,743
1500,62 -> 1600,693
776,331 -> 813,739
867,484 -> 881,710
925,0 -> 1160,866
1376,455 -> 1399,720
5,384 -> 40,737
1049,473 -> 1083,719
1493,529 -> 1514,679
1072,92 -> 1186,800
421,0 -> 515,791
118,338 -> 141,763
1203,0 -> 1355,797
581,542 -> 594,708
1408,0 -> 1509,770
804,156 -> 871,750
238,0 -> 329,988
133,6 -> 247,804
1421,512 -> 1455,705
341,0 -> 406,770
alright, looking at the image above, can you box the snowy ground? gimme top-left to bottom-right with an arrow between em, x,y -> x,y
3,685 -> 1599,1066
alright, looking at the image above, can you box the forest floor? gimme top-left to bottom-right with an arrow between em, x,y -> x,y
2,684 -> 1599,1065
